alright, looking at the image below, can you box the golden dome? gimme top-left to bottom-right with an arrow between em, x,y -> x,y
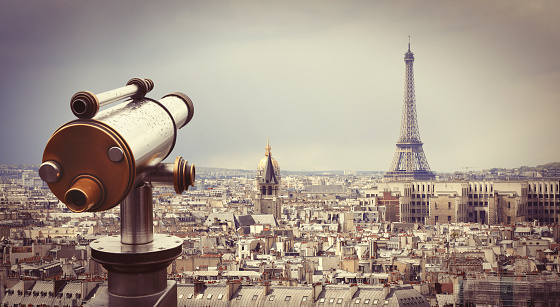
258,156 -> 279,171
257,138 -> 280,175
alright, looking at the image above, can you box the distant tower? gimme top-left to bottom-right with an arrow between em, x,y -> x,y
385,40 -> 435,181
254,138 -> 282,219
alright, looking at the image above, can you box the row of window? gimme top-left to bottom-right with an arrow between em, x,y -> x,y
529,209 -> 557,214
179,293 -> 407,305
468,202 -> 489,207
528,184 -> 560,193
528,194 -> 560,199
528,202 -> 560,206
434,216 -> 452,222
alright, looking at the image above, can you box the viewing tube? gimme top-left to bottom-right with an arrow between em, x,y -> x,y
70,78 -> 154,119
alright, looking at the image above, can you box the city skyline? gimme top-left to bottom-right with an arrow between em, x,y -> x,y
1,1 -> 559,172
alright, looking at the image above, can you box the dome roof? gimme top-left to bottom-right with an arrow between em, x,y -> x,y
257,139 -> 280,172
258,156 -> 279,171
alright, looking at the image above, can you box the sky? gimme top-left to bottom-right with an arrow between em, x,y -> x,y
1,0 -> 559,173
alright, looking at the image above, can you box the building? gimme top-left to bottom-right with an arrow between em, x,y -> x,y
364,180 -> 560,225
254,139 -> 282,219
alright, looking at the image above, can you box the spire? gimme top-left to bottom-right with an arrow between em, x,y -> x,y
408,35 -> 411,51
405,36 -> 414,61
265,137 -> 271,156
263,150 -> 278,184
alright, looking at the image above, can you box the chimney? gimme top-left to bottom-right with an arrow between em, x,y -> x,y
349,284 -> 358,299
81,280 -> 98,299
194,280 -> 206,295
54,280 -> 66,297
23,280 -> 36,292
226,280 -> 241,300
263,282 -> 270,296
313,282 -> 323,302
382,284 -> 391,299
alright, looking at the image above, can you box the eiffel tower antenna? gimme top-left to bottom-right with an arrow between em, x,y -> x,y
385,39 -> 435,181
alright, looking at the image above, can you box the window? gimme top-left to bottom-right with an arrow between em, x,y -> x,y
337,298 -> 344,304
236,295 -> 242,300
196,294 -> 203,299
285,296 -> 291,301
364,299 -> 370,304
448,202 -> 451,209
448,216 -> 451,222
269,295 -> 275,301
302,296 -> 308,302
329,298 -> 335,303
319,298 -> 325,303
252,295 -> 258,300
355,299 -> 361,304
207,294 -> 213,300
217,294 -> 223,300
187,293 -> 193,299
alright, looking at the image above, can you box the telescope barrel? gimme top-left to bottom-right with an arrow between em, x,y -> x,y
41,89 -> 194,212
70,78 -> 154,119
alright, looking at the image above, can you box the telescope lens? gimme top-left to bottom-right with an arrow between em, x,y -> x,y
72,99 -> 87,115
64,176 -> 103,212
67,190 -> 87,207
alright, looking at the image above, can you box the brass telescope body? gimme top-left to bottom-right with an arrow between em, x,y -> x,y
41,81 -> 195,213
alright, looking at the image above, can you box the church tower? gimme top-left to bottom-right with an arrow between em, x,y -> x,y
254,138 -> 282,219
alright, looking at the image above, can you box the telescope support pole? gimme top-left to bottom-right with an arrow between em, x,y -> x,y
121,184 -> 154,244
88,184 -> 182,307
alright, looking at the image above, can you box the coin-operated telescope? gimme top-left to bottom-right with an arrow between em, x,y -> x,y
39,78 -> 195,306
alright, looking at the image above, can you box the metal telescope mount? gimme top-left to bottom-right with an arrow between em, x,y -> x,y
39,78 -> 196,306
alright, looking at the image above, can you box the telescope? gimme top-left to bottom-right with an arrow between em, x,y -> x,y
40,77 -> 195,213
39,78 -> 196,306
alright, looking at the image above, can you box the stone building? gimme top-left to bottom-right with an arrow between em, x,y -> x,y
254,139 -> 282,219
363,180 -> 560,225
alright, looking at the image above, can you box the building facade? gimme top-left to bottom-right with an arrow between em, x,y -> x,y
365,180 -> 559,225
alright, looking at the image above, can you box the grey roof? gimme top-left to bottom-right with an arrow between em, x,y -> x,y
178,284 -> 229,307
173,283 -> 428,307
263,154 -> 278,185
252,214 -> 278,227
2,280 -> 90,307
237,215 -> 256,227
204,212 -> 239,228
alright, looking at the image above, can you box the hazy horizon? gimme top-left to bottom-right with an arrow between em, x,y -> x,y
1,1 -> 559,173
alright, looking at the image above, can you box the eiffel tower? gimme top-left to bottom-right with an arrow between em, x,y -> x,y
385,40 -> 435,181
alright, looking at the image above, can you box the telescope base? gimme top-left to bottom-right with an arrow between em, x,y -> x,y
89,234 -> 182,307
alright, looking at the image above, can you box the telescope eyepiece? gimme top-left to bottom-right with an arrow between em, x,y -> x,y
66,190 -> 87,207
64,176 -> 104,212
70,91 -> 99,119
72,99 -> 87,115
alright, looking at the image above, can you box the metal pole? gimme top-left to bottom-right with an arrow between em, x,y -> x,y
121,184 -> 153,245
